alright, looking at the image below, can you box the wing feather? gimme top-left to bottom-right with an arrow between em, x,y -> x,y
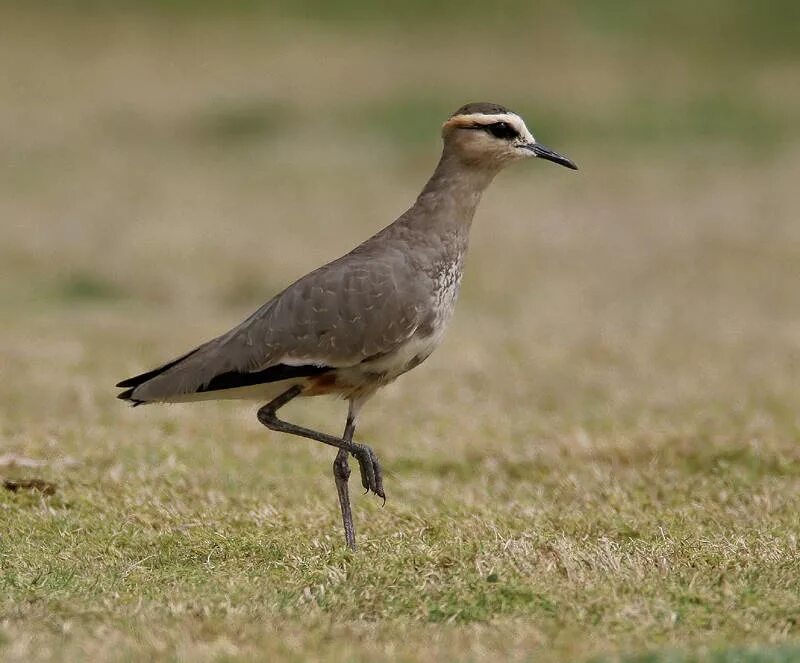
119,251 -> 429,402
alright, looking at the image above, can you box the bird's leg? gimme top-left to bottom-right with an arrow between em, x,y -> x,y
333,414 -> 356,550
257,386 -> 385,500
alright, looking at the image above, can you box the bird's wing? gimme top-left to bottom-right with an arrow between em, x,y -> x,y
120,250 -> 429,402
261,252 -> 427,366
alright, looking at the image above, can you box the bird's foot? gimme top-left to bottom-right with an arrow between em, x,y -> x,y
333,450 -> 351,482
351,443 -> 385,503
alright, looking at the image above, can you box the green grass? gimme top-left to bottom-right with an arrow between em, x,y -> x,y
2,4 -> 800,662
591,646 -> 800,663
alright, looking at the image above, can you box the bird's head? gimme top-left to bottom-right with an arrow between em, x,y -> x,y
441,102 -> 577,171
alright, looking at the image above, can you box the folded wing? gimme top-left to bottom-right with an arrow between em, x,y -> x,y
117,251 -> 428,403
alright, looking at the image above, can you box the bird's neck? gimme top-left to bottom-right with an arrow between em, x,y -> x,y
374,150 -> 501,265
411,152 -> 500,233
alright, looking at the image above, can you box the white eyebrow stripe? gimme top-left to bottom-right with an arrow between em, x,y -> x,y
444,112 -> 535,143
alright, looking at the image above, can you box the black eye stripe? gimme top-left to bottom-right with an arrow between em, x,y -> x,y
467,121 -> 520,140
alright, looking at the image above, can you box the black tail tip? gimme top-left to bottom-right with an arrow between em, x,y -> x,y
116,377 -> 138,388
117,388 -> 146,407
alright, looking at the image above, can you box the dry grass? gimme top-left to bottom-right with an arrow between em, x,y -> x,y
1,5 -> 800,662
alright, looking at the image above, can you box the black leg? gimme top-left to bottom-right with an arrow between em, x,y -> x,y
257,386 -> 385,548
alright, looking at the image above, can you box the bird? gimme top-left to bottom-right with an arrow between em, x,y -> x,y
116,102 -> 577,550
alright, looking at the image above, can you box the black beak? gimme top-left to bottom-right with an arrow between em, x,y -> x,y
525,143 -> 578,170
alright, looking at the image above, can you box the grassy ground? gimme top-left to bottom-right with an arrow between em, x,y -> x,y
2,4 -> 800,661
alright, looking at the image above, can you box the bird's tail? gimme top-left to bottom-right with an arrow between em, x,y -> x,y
116,345 -> 204,405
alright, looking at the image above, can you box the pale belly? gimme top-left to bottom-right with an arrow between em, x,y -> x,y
366,325 -> 448,379
331,279 -> 460,397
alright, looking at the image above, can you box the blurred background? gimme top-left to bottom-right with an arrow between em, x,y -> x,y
2,0 -> 799,424
2,2 -> 800,660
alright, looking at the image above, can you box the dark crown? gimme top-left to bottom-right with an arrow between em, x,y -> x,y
450,102 -> 513,118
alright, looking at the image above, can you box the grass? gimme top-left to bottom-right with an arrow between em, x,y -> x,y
593,648 -> 800,663
1,4 -> 800,662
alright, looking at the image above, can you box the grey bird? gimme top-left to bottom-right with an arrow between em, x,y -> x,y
117,102 -> 577,550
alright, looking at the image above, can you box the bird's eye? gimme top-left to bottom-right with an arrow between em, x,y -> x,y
486,122 -> 519,140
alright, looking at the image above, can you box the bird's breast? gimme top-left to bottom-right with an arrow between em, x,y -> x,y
356,256 -> 465,381
430,252 -> 464,328
307,252 -> 466,399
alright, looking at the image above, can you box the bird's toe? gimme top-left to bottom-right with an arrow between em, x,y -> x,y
352,443 -> 386,502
